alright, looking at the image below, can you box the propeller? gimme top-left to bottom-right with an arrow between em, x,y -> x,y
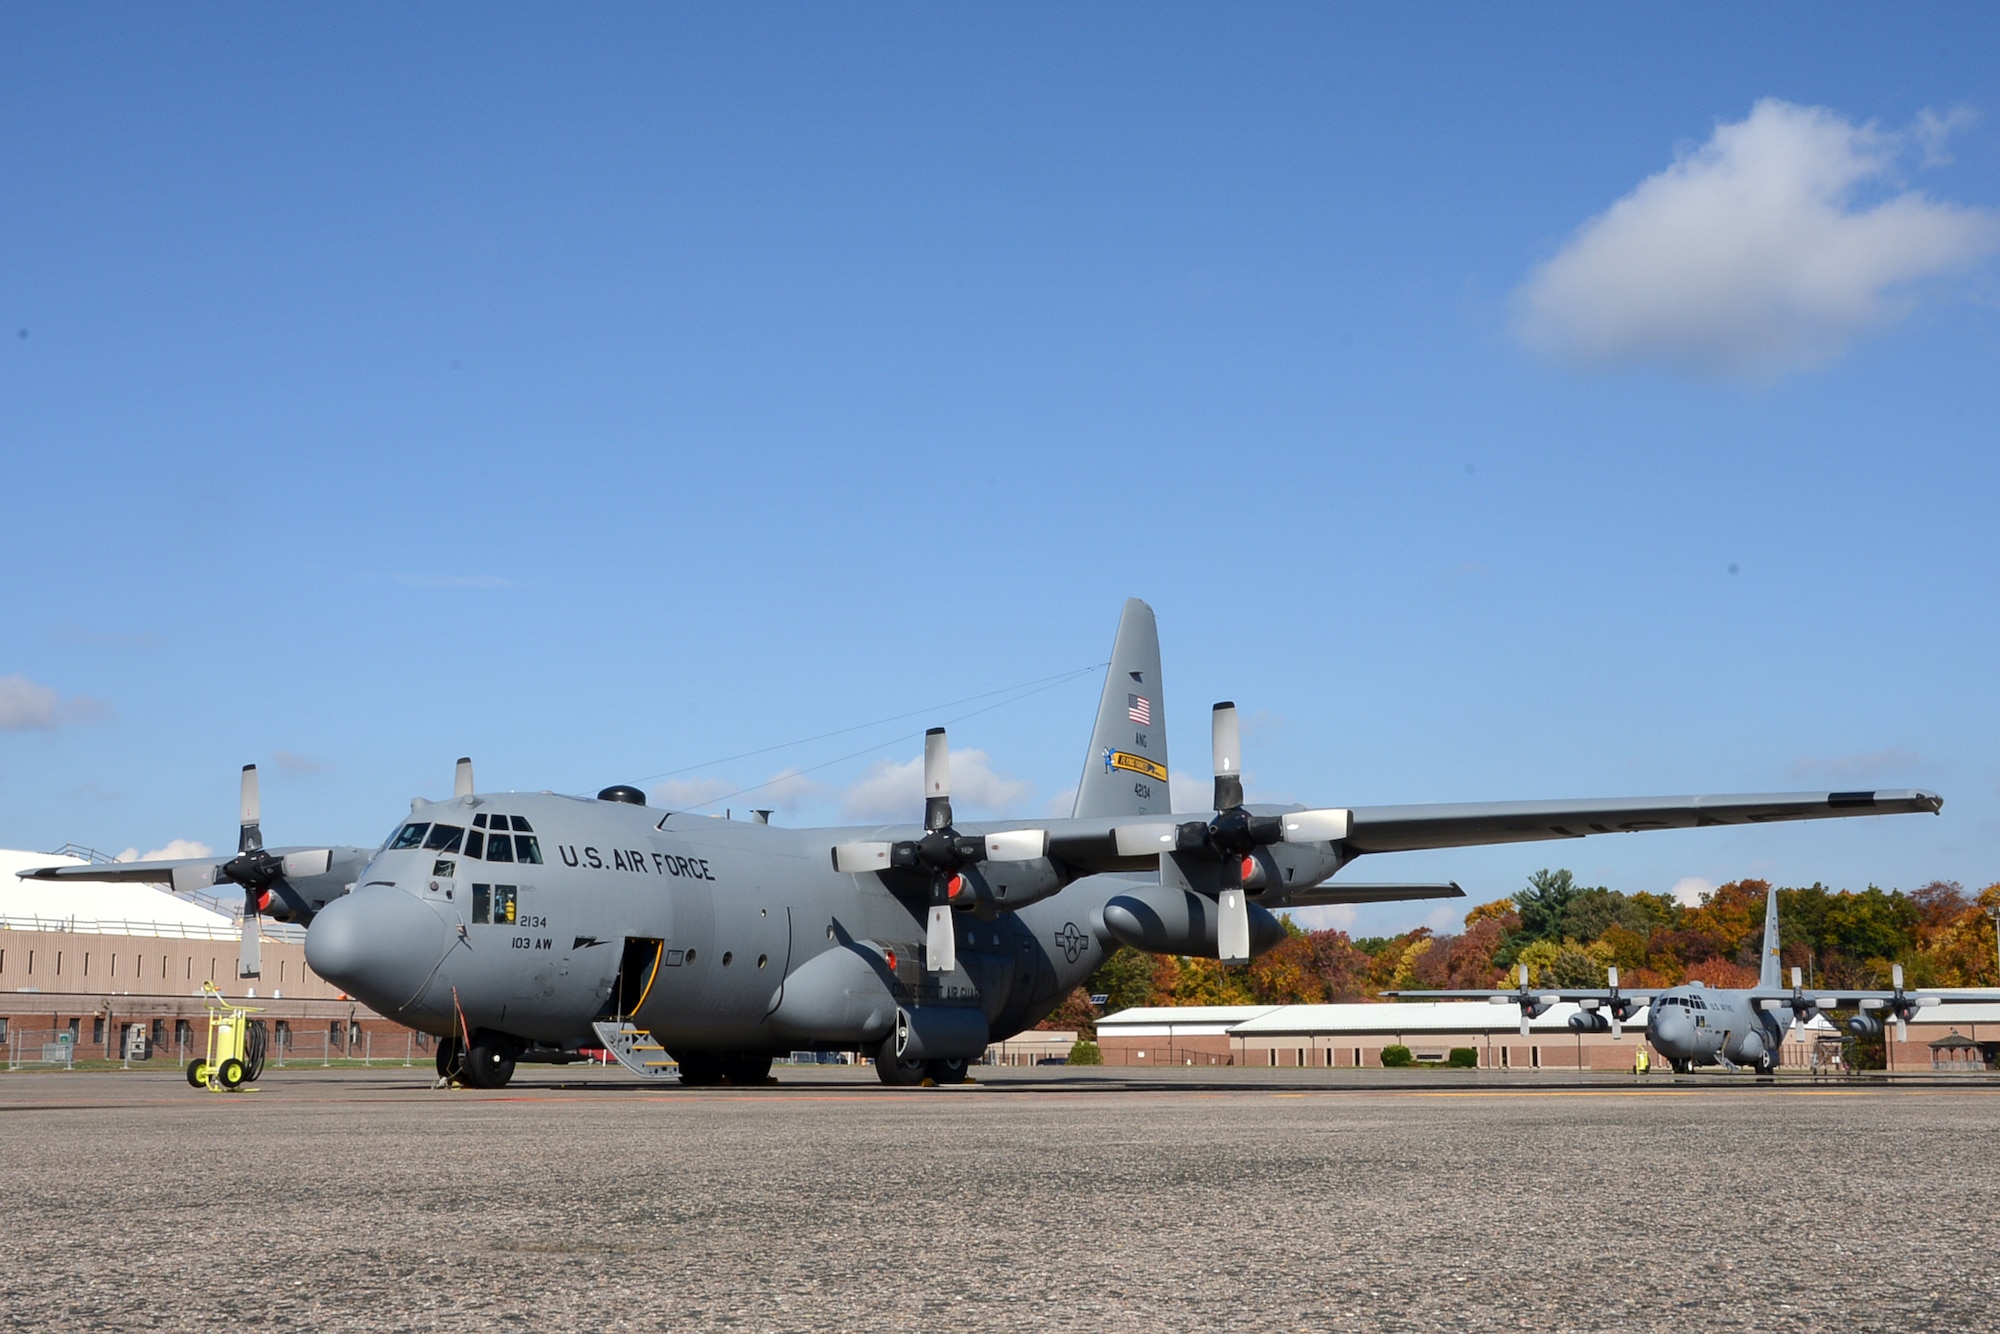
1489,962 -> 1558,1037
1886,963 -> 1932,1043
195,765 -> 331,979
1784,965 -> 1821,1034
828,729 -> 1047,973
1172,702 -> 1352,965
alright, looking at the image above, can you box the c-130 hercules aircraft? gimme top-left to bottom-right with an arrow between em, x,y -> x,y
25,600 -> 1942,1088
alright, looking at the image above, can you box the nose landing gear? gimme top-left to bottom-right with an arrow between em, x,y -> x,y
434,1032 -> 519,1089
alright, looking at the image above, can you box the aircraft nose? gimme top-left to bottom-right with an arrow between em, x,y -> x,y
1651,1008 -> 1692,1052
306,886 -> 451,1017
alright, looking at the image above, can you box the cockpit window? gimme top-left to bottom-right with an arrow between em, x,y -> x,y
510,816 -> 534,833
473,814 -> 489,828
513,835 -> 542,865
389,823 -> 430,851
423,824 -> 464,853
485,832 -> 515,864
464,830 -> 486,859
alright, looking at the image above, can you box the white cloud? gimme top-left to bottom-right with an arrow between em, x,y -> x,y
1669,876 -> 1715,908
1168,769 -> 1212,814
0,674 -> 111,730
838,748 -> 1032,823
117,839 -> 215,863
1044,787 -> 1078,819
1786,747 -> 1922,783
1284,904 -> 1359,933
1513,99 -> 2000,380
274,749 -> 329,776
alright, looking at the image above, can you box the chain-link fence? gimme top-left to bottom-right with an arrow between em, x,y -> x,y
5,1023 -> 430,1070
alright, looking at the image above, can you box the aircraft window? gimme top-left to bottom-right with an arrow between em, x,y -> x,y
486,834 -> 515,864
423,824 -> 464,853
464,830 -> 485,859
473,814 -> 489,828
514,835 -> 542,865
511,816 -> 534,832
473,884 -> 490,924
492,885 -> 516,924
389,823 -> 430,851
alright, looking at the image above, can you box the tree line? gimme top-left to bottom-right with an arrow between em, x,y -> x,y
1040,871 -> 2000,1033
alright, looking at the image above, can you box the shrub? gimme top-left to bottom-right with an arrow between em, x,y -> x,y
1380,1044 -> 1414,1068
1066,1040 -> 1103,1065
1447,1048 -> 1478,1068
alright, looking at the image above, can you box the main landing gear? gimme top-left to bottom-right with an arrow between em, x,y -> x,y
873,1036 -> 969,1086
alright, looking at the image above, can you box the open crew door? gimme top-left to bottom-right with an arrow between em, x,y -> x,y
610,937 -> 665,1021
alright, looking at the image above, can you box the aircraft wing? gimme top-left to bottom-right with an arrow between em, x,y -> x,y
19,857 -> 224,887
1341,789 -> 1941,855
1383,988 -> 1652,1005
1747,988 -> 2000,1010
1258,882 -> 1464,910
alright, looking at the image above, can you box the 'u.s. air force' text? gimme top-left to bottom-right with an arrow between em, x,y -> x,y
557,844 -> 716,880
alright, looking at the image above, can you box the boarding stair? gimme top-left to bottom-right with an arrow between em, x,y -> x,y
590,1021 -> 679,1080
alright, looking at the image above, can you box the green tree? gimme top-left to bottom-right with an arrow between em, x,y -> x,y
1087,946 -> 1156,1014
1514,868 -> 1579,943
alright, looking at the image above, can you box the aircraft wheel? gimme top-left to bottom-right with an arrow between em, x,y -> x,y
676,1054 -> 725,1086
875,1037 -> 927,1086
216,1058 -> 245,1090
463,1039 -> 517,1090
722,1054 -> 772,1086
186,1059 -> 209,1088
435,1037 -> 465,1082
926,1057 -> 969,1085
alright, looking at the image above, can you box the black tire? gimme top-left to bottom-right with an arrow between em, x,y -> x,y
217,1057 -> 245,1089
463,1039 -> 517,1090
721,1054 -> 773,1086
436,1037 -> 464,1082
875,1036 -> 927,1086
925,1057 -> 969,1085
676,1053 -> 725,1086
186,1059 -> 208,1088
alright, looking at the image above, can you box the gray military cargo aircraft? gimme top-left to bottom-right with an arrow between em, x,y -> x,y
19,599 -> 1947,1089
1391,881 -> 2000,1073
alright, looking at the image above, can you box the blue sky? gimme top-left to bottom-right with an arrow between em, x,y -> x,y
4,7 -> 1997,936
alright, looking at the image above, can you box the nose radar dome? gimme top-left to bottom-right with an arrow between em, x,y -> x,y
305,888 -> 451,1017
597,785 -> 647,805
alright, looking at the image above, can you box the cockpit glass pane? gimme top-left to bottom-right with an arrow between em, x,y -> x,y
464,830 -> 486,860
514,835 -> 542,865
510,816 -> 533,832
473,814 -> 488,828
389,823 -> 429,851
423,824 -> 464,853
486,832 -> 515,863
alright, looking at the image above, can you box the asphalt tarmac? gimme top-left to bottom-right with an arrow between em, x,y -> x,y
3,1064 -> 1996,1332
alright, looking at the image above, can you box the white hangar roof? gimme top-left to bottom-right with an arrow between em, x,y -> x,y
0,848 -> 237,938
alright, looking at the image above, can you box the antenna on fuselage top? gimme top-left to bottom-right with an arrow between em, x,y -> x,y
455,757 -> 474,799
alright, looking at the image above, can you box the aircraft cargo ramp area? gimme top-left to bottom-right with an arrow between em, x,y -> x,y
2,1067 -> 1995,1332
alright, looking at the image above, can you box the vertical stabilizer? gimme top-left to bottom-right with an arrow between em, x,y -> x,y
1759,882 -> 1783,989
1072,598 -> 1170,819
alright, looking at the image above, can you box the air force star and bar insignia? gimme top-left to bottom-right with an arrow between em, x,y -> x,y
1102,748 -> 1167,784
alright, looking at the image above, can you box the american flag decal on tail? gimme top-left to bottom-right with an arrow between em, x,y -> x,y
1127,694 -> 1151,726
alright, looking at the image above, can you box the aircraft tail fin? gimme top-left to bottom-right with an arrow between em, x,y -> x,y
1759,881 -> 1783,989
1072,598 -> 1170,819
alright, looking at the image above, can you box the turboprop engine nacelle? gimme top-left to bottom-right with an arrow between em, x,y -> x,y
1567,1010 -> 1611,1034
1846,1013 -> 1884,1038
1725,1029 -> 1768,1066
1100,883 -> 1286,960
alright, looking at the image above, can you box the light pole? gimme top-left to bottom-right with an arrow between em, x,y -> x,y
1987,906 -> 2000,985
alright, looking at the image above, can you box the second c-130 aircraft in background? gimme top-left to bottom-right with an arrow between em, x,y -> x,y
22,599 -> 1946,1088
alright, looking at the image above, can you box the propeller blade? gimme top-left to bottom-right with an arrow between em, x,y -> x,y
1791,966 -> 1803,989
983,829 -> 1048,862
1279,808 -> 1351,843
831,842 -> 893,874
1520,1012 -> 1531,1038
239,764 -> 262,853
238,906 -> 261,979
281,849 -> 333,879
1608,965 -> 1620,990
1211,703 -> 1242,811
171,863 -> 219,894
1896,1016 -> 1908,1043
1891,963 -> 1904,990
926,903 -> 956,973
1217,886 -> 1250,965
923,729 -> 952,833
455,756 -> 475,799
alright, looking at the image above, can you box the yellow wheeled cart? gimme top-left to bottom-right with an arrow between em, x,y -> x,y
185,981 -> 266,1092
